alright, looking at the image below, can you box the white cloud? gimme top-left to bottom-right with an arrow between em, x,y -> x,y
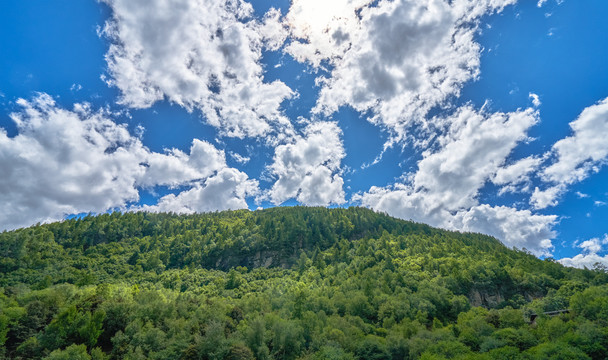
0,93 -> 257,231
529,92 -> 541,107
530,185 -> 563,209
533,97 -> 608,208
559,235 -> 608,269
355,106 -> 556,255
543,97 -> 608,183
229,151 -> 251,164
357,187 -> 556,255
101,0 -> 293,138
285,0 -> 374,67
268,122 -> 345,206
138,139 -> 227,188
140,168 -> 258,213
538,0 -> 565,7
493,156 -> 542,194
1,94 -> 146,230
580,238 -> 603,253
559,253 -> 608,269
413,107 -> 536,209
452,205 -> 555,253
286,0 -> 516,140
412,106 -> 538,211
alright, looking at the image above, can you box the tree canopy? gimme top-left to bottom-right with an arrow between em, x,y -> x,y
1,207 -> 606,359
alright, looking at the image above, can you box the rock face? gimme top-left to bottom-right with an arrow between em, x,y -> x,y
468,288 -> 541,308
251,251 -> 275,268
214,250 -> 292,271
469,289 -> 505,308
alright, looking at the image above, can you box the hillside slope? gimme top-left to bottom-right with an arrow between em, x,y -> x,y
1,207 -> 607,359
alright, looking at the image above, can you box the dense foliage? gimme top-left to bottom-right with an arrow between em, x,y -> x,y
1,207 -> 607,359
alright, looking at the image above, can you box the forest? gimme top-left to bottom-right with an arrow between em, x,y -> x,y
0,206 -> 607,359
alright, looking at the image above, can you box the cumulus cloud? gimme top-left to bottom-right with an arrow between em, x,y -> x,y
492,156 -> 542,194
560,253 -> 608,269
1,94 -> 145,230
138,139 -> 259,214
529,92 -> 541,107
355,106 -> 557,255
580,238 -> 604,253
268,122 -> 345,206
405,106 -> 537,211
542,97 -> 608,184
0,93 -> 257,231
140,168 -> 258,213
229,151 -> 251,165
452,205 -> 555,253
285,0 -> 374,67
530,185 -> 563,210
416,107 -> 538,209
532,97 -> 608,208
101,0 -> 293,138
139,139 -> 227,188
559,235 -> 608,269
357,187 -> 556,255
286,0 -> 516,140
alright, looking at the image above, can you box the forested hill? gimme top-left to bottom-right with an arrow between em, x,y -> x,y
1,207 -> 607,359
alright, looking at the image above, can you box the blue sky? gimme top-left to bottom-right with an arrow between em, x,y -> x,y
1,0 -> 607,267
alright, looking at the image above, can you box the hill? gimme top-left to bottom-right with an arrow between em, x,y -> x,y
1,207 -> 607,359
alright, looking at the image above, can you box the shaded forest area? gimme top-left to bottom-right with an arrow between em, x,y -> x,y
1,207 -> 607,359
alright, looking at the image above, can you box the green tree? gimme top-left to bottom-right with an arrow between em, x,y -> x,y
44,344 -> 91,360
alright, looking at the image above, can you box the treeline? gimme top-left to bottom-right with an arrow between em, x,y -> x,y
0,207 -> 607,359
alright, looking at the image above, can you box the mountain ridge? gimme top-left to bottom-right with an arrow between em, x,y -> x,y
1,207 -> 607,359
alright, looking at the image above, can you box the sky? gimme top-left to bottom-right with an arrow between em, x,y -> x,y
1,0 -> 607,268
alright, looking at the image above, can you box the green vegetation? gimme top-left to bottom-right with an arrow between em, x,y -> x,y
1,207 -> 607,359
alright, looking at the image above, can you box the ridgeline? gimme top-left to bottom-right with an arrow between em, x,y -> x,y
1,207 -> 607,359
